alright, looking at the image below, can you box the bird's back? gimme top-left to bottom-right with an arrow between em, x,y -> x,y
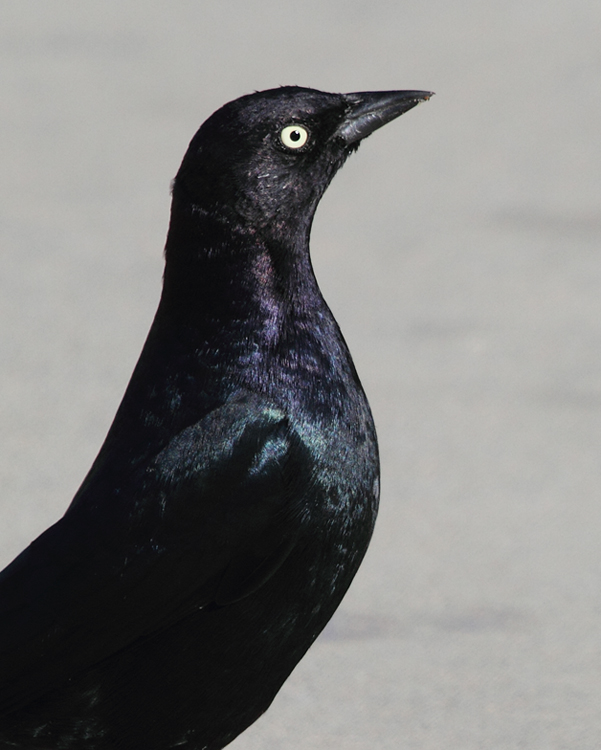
0,277 -> 379,750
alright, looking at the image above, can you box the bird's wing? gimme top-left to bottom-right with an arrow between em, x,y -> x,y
0,391 -> 312,713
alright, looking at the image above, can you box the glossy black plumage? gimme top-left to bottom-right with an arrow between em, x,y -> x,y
0,86 -> 431,750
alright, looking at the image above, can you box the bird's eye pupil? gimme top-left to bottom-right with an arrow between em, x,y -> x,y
280,124 -> 309,150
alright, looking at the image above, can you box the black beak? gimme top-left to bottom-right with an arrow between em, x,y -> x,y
335,90 -> 433,145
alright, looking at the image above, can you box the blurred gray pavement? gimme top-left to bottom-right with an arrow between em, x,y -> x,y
1,2 -> 601,748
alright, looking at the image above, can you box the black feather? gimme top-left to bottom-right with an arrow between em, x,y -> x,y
0,85 -> 431,750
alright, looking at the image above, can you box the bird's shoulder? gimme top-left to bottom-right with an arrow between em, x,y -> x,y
0,391 -> 314,713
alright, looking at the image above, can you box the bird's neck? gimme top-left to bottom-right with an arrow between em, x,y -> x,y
161,191 -> 326,334
82,194 -> 361,474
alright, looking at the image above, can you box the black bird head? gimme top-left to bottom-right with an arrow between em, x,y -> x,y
172,86 -> 432,234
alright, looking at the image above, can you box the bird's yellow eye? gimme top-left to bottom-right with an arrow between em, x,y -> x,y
280,124 -> 309,150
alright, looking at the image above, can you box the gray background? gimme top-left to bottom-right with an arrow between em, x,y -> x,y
1,2 -> 600,748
